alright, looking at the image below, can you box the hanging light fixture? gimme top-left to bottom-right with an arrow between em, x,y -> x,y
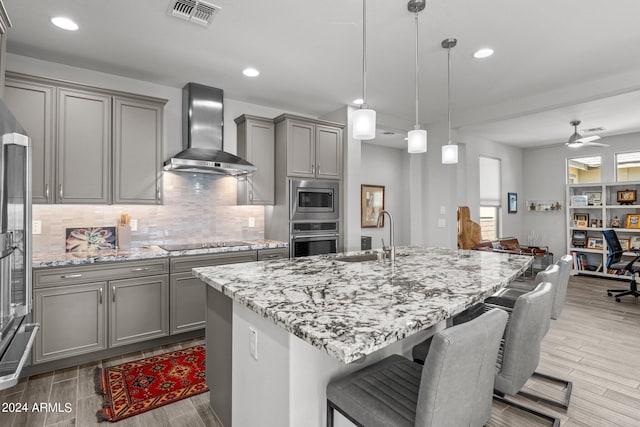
441,38 -> 458,164
407,0 -> 426,153
352,0 -> 376,140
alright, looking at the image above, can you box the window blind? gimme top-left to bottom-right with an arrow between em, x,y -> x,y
479,156 -> 501,206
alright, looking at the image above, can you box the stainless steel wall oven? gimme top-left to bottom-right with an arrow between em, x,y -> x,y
290,222 -> 339,258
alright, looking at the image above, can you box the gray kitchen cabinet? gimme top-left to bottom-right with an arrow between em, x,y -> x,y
109,274 -> 169,347
33,259 -> 169,363
57,87 -> 111,203
33,282 -> 107,363
0,1 -> 9,98
275,114 -> 344,180
113,96 -> 164,204
235,115 -> 275,205
3,77 -> 55,203
257,247 -> 288,260
4,72 -> 166,205
169,251 -> 258,334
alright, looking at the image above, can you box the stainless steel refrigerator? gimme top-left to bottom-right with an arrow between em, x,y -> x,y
0,98 -> 38,390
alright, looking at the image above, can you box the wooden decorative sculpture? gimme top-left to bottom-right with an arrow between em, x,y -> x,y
457,206 -> 482,249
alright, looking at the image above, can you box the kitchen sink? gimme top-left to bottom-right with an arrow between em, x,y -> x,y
334,253 -> 379,263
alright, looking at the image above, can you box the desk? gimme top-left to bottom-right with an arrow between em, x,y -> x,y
194,246 -> 533,427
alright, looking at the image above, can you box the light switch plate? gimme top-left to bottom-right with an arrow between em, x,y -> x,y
437,218 -> 446,228
440,205 -> 446,215
130,219 -> 138,231
32,220 -> 42,235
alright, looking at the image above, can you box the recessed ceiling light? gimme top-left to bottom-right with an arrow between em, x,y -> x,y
242,68 -> 260,77
50,16 -> 79,31
473,48 -> 494,59
353,98 -> 364,106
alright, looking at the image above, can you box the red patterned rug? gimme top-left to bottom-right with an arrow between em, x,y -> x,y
95,345 -> 208,422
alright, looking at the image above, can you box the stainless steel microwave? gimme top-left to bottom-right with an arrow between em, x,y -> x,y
290,180 -> 339,221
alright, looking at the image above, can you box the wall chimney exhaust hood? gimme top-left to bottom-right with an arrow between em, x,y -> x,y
163,83 -> 257,175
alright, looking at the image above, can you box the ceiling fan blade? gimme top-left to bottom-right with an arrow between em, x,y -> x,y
576,135 -> 601,143
583,141 -> 610,147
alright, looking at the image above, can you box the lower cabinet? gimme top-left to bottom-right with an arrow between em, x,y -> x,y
34,282 -> 107,363
170,272 -> 206,334
109,275 -> 169,347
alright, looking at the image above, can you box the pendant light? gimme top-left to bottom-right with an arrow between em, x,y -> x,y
441,38 -> 458,164
352,0 -> 376,140
407,0 -> 426,154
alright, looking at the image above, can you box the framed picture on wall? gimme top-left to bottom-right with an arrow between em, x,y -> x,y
508,192 -> 517,213
361,184 -> 385,228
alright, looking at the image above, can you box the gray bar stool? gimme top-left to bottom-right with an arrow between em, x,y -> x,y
326,308 -> 508,427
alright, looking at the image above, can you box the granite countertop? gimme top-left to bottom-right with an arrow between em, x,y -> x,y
32,240 -> 288,268
193,246 -> 533,364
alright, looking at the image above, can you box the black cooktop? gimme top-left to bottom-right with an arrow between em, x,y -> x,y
159,241 -> 249,251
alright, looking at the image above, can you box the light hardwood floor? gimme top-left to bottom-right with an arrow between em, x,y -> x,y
1,275 -> 638,426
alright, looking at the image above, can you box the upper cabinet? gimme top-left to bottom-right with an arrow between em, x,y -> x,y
274,114 -> 344,181
57,87 -> 111,203
113,96 -> 163,204
4,72 -> 166,204
0,0 -> 10,98
235,115 -> 275,205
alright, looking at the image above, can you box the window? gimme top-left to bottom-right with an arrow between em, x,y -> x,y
616,151 -> 640,182
567,156 -> 601,184
479,156 -> 501,240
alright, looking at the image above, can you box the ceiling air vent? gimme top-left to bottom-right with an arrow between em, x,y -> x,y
167,0 -> 220,27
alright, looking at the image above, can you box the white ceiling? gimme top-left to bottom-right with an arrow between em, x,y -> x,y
4,0 -> 640,149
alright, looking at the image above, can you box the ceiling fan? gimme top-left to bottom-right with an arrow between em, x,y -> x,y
566,120 -> 609,148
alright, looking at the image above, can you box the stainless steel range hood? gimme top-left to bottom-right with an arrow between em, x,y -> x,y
163,83 -> 256,175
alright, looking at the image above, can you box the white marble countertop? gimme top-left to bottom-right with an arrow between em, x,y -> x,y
193,246 -> 533,364
32,240 -> 288,268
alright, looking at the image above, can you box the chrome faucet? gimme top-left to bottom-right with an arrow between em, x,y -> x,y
377,210 -> 395,262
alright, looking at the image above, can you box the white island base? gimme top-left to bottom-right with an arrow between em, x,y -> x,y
206,287 -> 441,427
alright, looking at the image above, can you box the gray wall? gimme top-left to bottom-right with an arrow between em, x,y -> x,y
523,131 -> 640,259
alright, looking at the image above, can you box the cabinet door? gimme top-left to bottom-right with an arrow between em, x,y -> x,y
4,79 -> 55,203
170,272 -> 206,334
57,88 -> 111,203
33,282 -> 107,363
109,274 -> 169,347
315,125 -> 342,180
243,118 -> 275,205
113,97 -> 163,204
287,120 -> 315,178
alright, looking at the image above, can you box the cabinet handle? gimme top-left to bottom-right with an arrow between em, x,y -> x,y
99,288 -> 103,304
61,273 -> 82,279
130,267 -> 149,272
265,254 -> 280,259
317,164 -> 320,174
157,188 -> 161,201
312,164 -> 315,174
249,190 -> 253,202
59,184 -> 63,199
112,285 -> 116,302
45,184 -> 49,201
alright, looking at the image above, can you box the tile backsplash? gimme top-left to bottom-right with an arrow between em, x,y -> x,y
33,172 -> 265,253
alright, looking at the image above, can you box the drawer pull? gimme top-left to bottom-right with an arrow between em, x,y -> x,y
61,273 -> 82,279
112,285 -> 116,302
130,267 -> 149,272
99,288 -> 103,304
265,254 -> 280,259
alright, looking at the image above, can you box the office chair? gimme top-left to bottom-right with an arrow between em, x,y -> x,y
602,229 -> 640,302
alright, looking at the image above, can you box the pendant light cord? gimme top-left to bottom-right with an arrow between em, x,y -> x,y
447,44 -> 451,143
362,0 -> 367,108
414,10 -> 419,127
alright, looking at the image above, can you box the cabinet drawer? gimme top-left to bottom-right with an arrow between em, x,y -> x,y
34,258 -> 170,288
257,248 -> 288,260
170,251 -> 258,273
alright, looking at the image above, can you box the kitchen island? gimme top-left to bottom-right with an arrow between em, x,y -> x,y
193,246 -> 533,427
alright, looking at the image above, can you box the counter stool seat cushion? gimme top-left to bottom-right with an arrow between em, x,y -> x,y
327,354 -> 419,427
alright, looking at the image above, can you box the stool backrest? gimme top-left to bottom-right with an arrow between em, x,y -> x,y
415,308 -> 508,427
494,282 -> 554,396
552,254 -> 573,319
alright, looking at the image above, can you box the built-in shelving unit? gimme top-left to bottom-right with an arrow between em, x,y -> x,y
567,181 -> 640,277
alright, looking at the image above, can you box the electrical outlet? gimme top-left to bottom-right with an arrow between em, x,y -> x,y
248,217 -> 255,228
440,205 -> 446,215
130,219 -> 138,231
32,220 -> 42,235
249,327 -> 258,360
438,218 -> 446,228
